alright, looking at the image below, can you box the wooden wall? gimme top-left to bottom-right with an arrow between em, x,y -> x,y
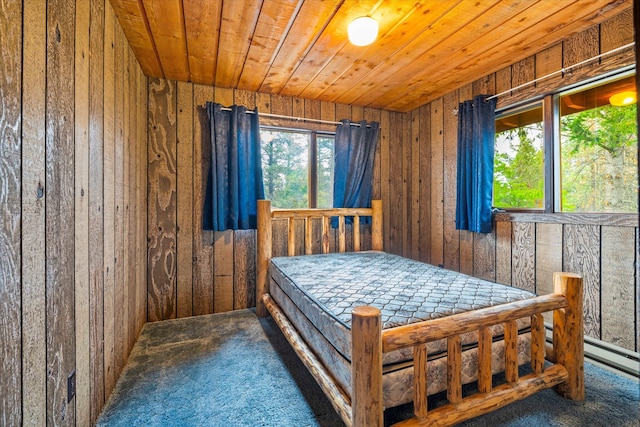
1,3 -> 635,427
0,1 -> 148,425
146,80 -> 399,321
406,9 -> 639,353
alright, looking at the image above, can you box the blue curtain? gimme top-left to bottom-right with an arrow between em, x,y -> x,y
203,103 -> 265,231
333,119 -> 379,224
455,95 -> 497,233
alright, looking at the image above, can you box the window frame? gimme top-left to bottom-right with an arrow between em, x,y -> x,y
494,66 -> 637,216
259,125 -> 335,209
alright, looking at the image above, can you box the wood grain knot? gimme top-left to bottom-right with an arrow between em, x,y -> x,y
37,182 -> 44,199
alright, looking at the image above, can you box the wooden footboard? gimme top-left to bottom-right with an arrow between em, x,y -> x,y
352,271 -> 584,427
256,199 -> 584,427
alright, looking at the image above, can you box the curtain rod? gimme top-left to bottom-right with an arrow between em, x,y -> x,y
487,42 -> 635,101
453,41 -> 635,114
219,107 -> 368,127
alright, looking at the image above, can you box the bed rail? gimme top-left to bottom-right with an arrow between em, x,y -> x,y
262,293 -> 353,423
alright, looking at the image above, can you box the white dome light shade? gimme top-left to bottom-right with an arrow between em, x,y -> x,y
348,16 -> 378,46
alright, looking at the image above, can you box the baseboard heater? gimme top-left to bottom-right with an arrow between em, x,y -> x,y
545,324 -> 639,381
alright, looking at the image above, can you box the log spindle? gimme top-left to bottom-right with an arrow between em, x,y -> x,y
305,216 -> 313,255
322,215 -> 330,254
413,344 -> 428,419
339,215 -> 346,252
446,335 -> 462,404
371,199 -> 383,251
531,313 -> 545,374
477,328 -> 492,393
288,217 -> 296,256
504,320 -> 518,383
353,215 -> 360,252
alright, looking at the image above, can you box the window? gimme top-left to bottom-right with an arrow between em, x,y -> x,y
559,75 -> 638,213
260,128 -> 334,209
494,70 -> 638,213
494,104 -> 545,209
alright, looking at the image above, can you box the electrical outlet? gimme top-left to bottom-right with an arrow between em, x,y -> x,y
67,370 -> 76,403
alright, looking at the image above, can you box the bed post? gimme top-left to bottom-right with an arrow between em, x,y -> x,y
256,199 -> 272,317
351,306 -> 383,427
371,199 -> 383,251
552,272 -> 584,400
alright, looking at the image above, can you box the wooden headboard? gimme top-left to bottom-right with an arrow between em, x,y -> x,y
256,199 -> 383,316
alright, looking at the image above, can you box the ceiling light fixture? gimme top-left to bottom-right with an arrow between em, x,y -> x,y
348,16 -> 378,46
609,90 -> 637,106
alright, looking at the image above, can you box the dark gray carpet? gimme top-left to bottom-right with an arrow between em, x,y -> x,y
97,309 -> 640,427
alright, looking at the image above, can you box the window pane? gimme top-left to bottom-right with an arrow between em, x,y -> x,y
317,136 -> 334,209
494,105 -> 545,209
260,130 -> 309,208
559,75 -> 638,213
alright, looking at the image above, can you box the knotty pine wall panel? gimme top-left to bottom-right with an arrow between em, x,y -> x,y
379,109 -> 391,253
401,110 -> 412,258
429,98 -> 445,267
535,223 -> 563,296
88,0 -> 106,421
409,109 -> 421,260
128,44 -> 142,355
388,112 -> 405,256
442,91 -> 460,272
103,5 -> 117,398
367,107 -> 382,200
113,19 -> 127,394
176,81 -> 195,318
564,224 -> 602,340
137,59 -> 149,337
0,1 -> 148,425
192,84 -> 215,316
495,221 -> 512,285
511,222 -> 536,294
45,0 -> 77,424
601,226 -> 636,350
535,222 -> 563,325
417,104 -> 431,264
74,1 -> 91,424
21,0 -> 47,424
148,78 -> 178,322
1,0 -> 24,425
213,230 -> 235,313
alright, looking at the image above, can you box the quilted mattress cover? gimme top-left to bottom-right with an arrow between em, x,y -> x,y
269,251 -> 536,407
270,251 -> 535,362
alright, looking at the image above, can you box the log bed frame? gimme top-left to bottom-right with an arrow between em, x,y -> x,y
256,199 -> 584,427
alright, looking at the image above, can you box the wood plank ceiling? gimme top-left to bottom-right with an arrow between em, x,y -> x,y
110,0 -> 632,112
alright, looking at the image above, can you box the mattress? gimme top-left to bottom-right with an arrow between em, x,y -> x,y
269,251 -> 536,407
